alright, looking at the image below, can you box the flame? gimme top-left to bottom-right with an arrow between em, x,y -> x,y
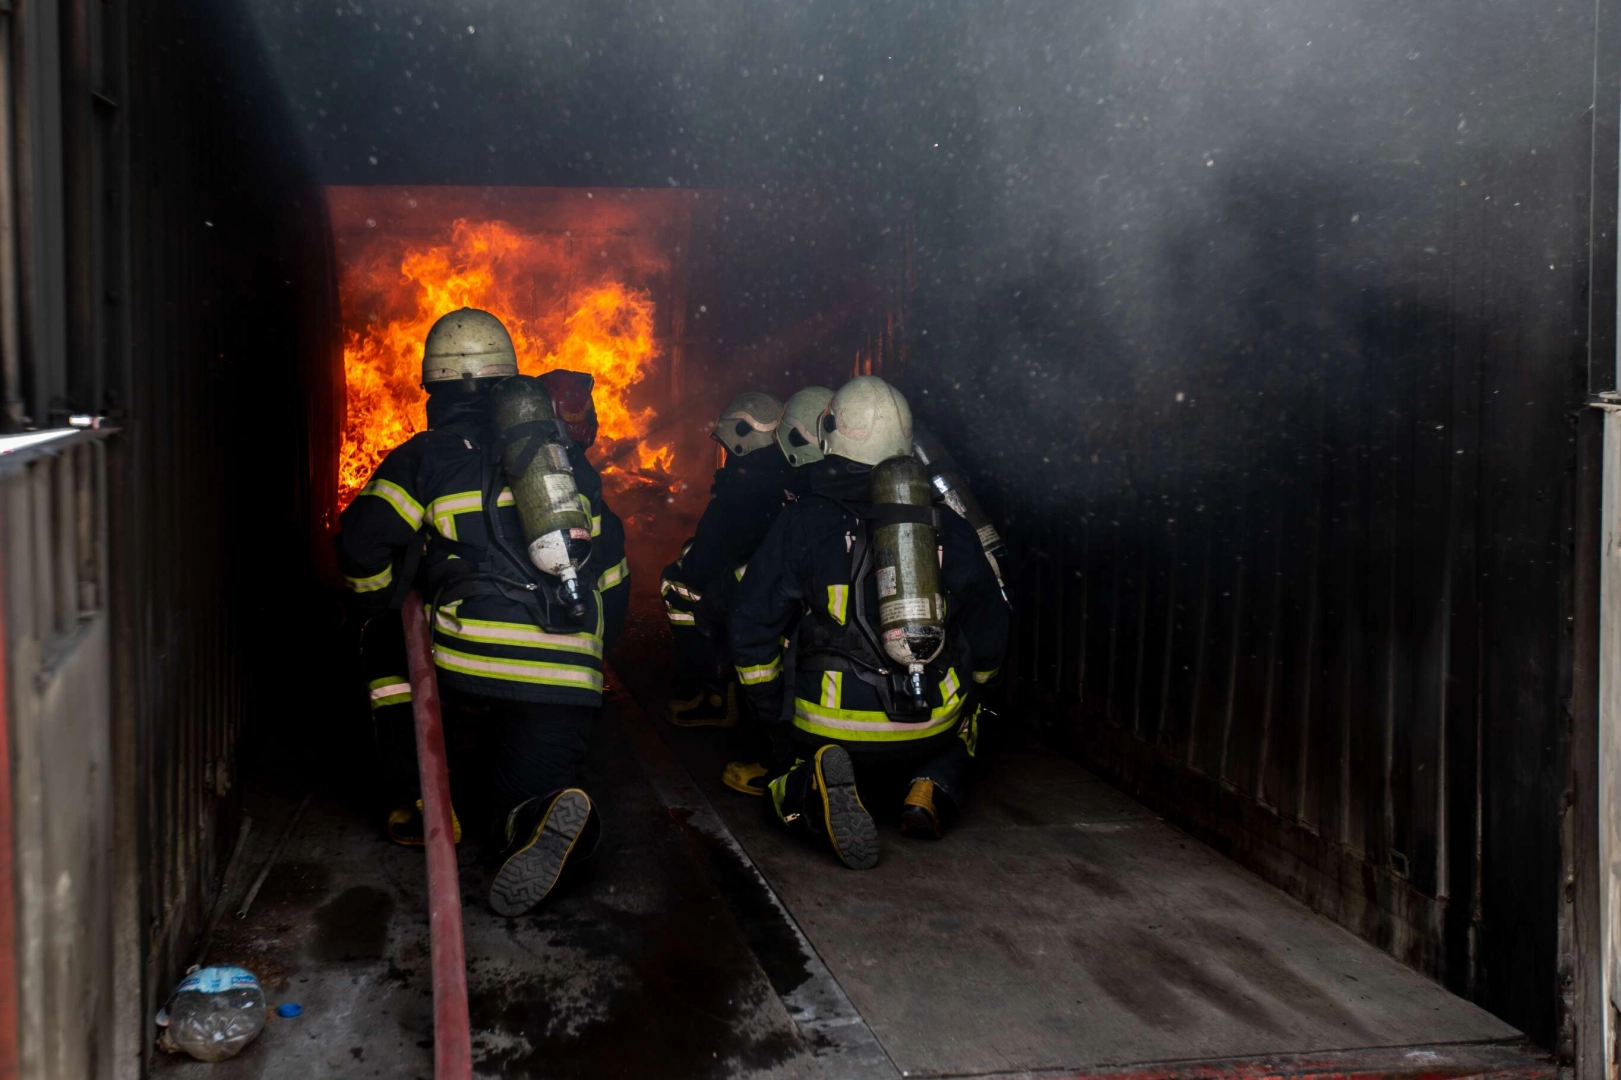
337,217 -> 673,507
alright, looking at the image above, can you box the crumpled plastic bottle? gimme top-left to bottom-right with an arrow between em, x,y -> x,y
158,965 -> 266,1062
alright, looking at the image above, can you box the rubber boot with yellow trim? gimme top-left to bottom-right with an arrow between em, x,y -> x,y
666,680 -> 740,728
387,799 -> 463,847
489,788 -> 594,916
721,760 -> 770,797
899,779 -> 944,840
768,746 -> 878,869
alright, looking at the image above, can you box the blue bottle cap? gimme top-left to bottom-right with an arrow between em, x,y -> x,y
276,1003 -> 303,1018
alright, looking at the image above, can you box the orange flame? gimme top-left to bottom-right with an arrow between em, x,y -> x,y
337,218 -> 672,507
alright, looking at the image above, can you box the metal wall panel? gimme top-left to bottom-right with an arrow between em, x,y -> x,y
0,0 -> 333,1073
1004,146 -> 1591,1048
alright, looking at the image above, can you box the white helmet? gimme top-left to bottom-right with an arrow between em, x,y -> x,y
822,376 -> 913,465
422,308 -> 519,386
712,391 -> 783,456
776,386 -> 834,467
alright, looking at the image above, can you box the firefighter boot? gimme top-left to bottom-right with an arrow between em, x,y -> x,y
816,746 -> 878,869
899,779 -> 945,840
667,680 -> 740,728
489,788 -> 593,916
721,760 -> 770,797
387,799 -> 464,847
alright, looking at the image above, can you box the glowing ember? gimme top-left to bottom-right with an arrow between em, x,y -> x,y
337,217 -> 673,507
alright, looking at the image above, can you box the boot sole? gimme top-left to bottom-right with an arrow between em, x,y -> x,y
815,747 -> 878,870
489,789 -> 591,917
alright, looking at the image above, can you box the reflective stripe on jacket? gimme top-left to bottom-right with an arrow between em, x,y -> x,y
338,418 -> 628,707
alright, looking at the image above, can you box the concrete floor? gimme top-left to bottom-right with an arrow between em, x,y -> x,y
153,608 -> 1532,1079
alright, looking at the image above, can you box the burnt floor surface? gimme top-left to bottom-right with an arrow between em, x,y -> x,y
151,689 -> 819,1080
155,605 -> 1527,1079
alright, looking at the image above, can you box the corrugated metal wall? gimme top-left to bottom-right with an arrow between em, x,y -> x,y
115,0 -> 337,1071
0,0 -> 334,1073
1006,144 -> 1594,1046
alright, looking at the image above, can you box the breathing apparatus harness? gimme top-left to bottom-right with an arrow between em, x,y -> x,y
391,416 -> 592,635
796,495 -> 952,719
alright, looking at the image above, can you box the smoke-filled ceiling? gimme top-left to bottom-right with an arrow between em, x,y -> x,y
243,0 -> 1592,512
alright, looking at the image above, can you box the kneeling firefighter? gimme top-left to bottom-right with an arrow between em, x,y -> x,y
338,308 -> 629,916
719,385 -> 834,797
661,390 -> 804,727
729,376 -> 1008,867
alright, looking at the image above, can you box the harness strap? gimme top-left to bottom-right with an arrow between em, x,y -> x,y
500,420 -> 571,477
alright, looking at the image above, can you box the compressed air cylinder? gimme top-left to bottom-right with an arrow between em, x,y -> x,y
912,428 -> 1010,594
870,456 -> 945,709
491,375 -> 593,616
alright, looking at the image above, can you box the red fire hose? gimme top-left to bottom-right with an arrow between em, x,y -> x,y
402,590 -> 473,1080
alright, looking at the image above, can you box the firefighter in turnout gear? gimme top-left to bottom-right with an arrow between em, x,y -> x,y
729,376 -> 1008,867
661,390 -> 803,728
338,308 -> 630,916
718,385 -> 835,798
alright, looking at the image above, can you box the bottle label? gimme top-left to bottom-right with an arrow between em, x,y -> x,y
881,597 -> 933,624
176,966 -> 260,995
542,473 -> 578,504
876,566 -> 897,598
976,525 -> 1002,548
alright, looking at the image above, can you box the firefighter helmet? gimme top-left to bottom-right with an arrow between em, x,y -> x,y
822,376 -> 913,465
712,391 -> 782,457
776,385 -> 834,467
421,308 -> 520,387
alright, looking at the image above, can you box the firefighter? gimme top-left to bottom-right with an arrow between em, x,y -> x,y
717,385 -> 834,797
338,308 -> 629,916
729,376 -> 1008,868
661,390 -> 797,727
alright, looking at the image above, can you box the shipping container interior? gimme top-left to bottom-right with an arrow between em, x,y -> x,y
1,0 -> 1615,1075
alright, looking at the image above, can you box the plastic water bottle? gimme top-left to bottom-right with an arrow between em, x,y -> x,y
159,966 -> 266,1062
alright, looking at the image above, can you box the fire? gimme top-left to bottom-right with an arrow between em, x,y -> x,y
337,217 -> 673,507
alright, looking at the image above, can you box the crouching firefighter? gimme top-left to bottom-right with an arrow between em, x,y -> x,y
338,307 -> 629,916
729,376 -> 1008,868
661,390 -> 801,727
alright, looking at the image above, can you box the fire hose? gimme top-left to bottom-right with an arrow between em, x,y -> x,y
402,590 -> 473,1080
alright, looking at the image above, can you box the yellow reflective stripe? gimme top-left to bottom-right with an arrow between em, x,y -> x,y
434,607 -> 602,656
736,657 -> 783,685
359,478 -> 424,529
598,557 -> 629,590
793,697 -> 964,742
592,514 -> 603,538
959,706 -> 981,757
972,668 -> 1001,685
826,584 -> 849,626
668,610 -> 697,626
663,579 -> 702,602
428,490 -> 482,540
939,668 -> 961,702
346,565 -> 394,594
497,488 -> 515,507
433,644 -> 603,690
368,679 -> 413,707
734,564 -> 747,582
820,671 -> 843,709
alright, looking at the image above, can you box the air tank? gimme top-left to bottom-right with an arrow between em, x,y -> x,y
913,427 -> 1010,603
870,456 -> 945,712
490,375 -> 593,618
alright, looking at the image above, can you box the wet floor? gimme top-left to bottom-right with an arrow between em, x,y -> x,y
154,606 -> 1533,1079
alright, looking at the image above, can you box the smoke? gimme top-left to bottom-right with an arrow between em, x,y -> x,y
242,0 -> 1594,511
